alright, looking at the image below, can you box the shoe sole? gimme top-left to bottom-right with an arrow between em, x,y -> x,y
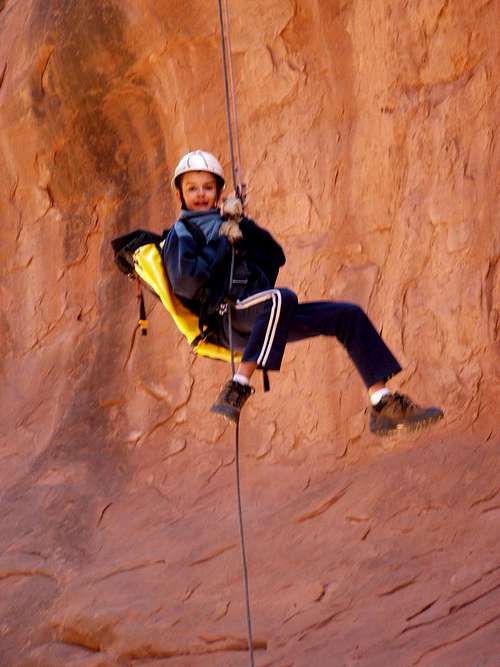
210,404 -> 240,423
371,412 -> 444,437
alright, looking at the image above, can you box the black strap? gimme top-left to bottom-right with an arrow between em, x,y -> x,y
179,218 -> 207,249
136,278 -> 148,336
111,229 -> 164,275
262,369 -> 270,392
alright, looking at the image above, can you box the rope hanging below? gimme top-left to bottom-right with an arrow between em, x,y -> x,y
217,2 -> 256,667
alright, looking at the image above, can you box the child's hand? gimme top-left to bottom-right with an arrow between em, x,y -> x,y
219,220 -> 243,244
222,195 -> 243,222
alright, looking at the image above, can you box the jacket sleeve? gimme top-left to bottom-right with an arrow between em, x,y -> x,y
163,228 -> 230,300
239,217 -> 286,285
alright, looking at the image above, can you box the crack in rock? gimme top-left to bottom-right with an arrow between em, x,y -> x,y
190,544 -> 236,566
379,576 -> 419,597
414,612 -> 500,665
482,503 -> 500,514
97,502 -> 113,527
182,583 -> 201,601
295,485 -> 350,524
470,486 -> 500,508
402,575 -> 500,635
0,62 -> 6,89
296,604 -> 351,642
0,569 -> 56,582
121,635 -> 268,660
447,563 -> 500,598
59,639 -> 100,654
406,599 -> 439,622
449,580 -> 500,615
96,559 -> 166,582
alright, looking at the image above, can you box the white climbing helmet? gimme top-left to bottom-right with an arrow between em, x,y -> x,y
172,150 -> 225,190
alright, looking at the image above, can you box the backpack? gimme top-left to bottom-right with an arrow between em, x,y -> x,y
111,228 -> 241,364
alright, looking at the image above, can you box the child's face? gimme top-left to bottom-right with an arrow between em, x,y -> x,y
178,171 -> 219,211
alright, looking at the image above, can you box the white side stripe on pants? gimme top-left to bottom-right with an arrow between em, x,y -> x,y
235,289 -> 282,367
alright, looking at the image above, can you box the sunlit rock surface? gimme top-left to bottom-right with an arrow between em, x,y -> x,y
1,0 -> 499,665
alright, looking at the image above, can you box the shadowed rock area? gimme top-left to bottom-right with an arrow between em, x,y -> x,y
1,0 -> 499,665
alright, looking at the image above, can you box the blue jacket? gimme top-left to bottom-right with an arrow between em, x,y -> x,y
162,209 -> 286,329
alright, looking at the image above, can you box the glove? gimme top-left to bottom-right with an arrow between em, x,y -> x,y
221,195 -> 243,222
219,220 -> 243,245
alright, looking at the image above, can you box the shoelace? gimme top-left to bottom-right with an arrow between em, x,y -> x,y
391,392 -> 419,414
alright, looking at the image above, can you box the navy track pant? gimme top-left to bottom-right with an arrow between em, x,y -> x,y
220,287 -> 402,389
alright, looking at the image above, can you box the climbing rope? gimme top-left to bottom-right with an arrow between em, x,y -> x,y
217,0 -> 246,204
227,248 -> 255,667
217,2 -> 255,665
234,416 -> 255,665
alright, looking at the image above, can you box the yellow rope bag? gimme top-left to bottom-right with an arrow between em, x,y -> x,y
132,242 -> 240,363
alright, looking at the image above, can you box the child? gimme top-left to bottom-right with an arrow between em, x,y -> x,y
162,150 -> 444,435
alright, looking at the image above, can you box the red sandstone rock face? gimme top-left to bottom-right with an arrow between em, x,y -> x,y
1,1 -> 499,665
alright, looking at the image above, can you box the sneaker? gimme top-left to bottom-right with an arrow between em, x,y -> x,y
370,392 -> 444,436
210,380 -> 254,422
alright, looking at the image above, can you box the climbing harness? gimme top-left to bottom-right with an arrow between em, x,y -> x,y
217,1 -> 255,664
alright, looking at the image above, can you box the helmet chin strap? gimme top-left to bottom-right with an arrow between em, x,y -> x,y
179,189 -> 188,211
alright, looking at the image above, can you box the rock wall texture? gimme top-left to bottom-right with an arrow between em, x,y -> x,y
1,0 -> 499,665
